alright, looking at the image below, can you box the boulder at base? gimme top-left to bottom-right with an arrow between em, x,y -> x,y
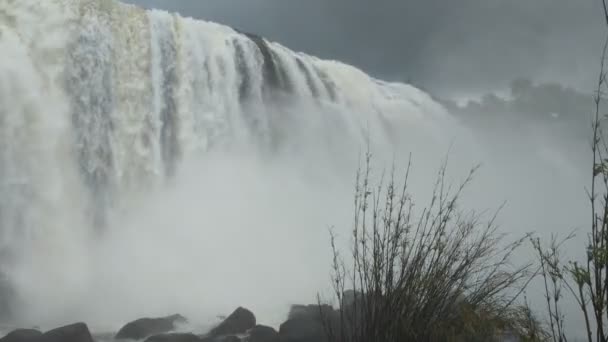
279,318 -> 327,342
145,333 -> 200,342
116,314 -> 187,340
208,308 -> 255,337
219,337 -> 240,342
0,329 -> 42,342
39,323 -> 94,342
199,335 -> 241,342
247,325 -> 279,342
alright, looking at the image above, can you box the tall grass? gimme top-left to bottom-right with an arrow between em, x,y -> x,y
321,153 -> 542,342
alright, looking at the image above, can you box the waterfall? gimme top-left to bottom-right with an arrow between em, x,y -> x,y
0,0 -> 457,328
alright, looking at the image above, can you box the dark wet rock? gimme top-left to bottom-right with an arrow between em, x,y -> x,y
1,324 -> 95,342
115,314 -> 187,340
209,308 -> 255,337
278,318 -> 327,342
40,323 -> 94,342
145,333 -> 200,342
0,329 -> 42,342
216,337 -> 240,342
247,325 -> 279,342
279,303 -> 343,342
199,335 -> 240,342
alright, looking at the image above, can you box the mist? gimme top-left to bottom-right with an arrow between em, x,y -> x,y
5,99 -> 472,333
0,0 -> 601,340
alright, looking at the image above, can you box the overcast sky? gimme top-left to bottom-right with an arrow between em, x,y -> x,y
124,0 -> 604,97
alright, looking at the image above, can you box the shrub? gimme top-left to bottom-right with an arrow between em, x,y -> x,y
321,153 -> 542,342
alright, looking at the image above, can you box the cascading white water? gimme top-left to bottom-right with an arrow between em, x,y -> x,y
0,0 -> 464,331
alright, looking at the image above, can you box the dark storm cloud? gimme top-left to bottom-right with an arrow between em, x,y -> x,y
125,0 -> 604,96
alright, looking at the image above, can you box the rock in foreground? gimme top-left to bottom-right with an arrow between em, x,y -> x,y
279,318 -> 327,342
116,314 -> 187,340
247,325 -> 279,342
208,308 -> 255,337
0,303 -> 337,342
145,333 -> 200,342
0,329 -> 42,342
40,323 -> 94,342
1,323 -> 93,342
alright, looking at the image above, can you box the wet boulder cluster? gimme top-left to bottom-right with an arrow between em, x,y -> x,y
0,304 -> 337,342
0,323 -> 93,342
